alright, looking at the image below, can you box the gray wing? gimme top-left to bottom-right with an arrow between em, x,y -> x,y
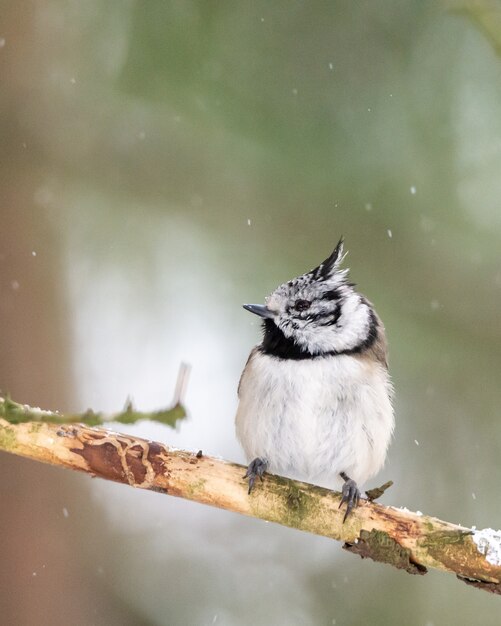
237,346 -> 259,397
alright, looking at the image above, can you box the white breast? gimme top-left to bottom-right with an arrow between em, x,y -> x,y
235,350 -> 394,488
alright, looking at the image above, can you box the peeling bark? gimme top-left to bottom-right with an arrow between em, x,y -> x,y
0,402 -> 500,595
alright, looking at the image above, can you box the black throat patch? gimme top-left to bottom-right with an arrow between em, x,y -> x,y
259,319 -> 319,360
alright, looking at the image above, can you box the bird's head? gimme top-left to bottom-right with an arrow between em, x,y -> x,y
244,239 -> 376,358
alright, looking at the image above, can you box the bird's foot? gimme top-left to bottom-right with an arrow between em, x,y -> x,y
244,457 -> 268,494
339,472 -> 360,522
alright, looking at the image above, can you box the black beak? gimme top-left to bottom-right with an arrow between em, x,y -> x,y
243,304 -> 275,319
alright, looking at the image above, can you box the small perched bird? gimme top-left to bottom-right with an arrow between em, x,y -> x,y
236,239 -> 394,519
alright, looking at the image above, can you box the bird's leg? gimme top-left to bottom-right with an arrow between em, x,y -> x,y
339,471 -> 361,522
244,457 -> 268,494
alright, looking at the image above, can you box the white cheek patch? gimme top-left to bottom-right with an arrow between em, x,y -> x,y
280,293 -> 370,354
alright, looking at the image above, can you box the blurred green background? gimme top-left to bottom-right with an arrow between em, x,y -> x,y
1,1 -> 501,624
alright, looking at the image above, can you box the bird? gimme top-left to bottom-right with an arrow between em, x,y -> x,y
235,239 -> 394,520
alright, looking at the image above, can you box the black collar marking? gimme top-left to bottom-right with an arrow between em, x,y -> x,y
258,310 -> 378,361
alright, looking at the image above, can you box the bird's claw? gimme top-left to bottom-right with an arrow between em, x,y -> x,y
244,457 -> 268,494
339,477 -> 360,522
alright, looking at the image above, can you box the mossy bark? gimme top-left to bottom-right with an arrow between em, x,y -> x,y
0,412 -> 500,595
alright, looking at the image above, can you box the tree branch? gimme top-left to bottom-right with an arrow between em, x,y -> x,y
0,397 -> 500,595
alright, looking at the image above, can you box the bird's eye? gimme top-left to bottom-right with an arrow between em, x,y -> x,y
294,299 -> 311,312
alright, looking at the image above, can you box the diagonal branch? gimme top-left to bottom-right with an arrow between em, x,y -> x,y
0,397 -> 500,595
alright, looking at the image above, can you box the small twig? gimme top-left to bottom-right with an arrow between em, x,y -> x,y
365,480 -> 394,501
172,362 -> 191,406
0,395 -> 186,428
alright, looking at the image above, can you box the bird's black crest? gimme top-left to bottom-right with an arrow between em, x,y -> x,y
313,238 -> 345,281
